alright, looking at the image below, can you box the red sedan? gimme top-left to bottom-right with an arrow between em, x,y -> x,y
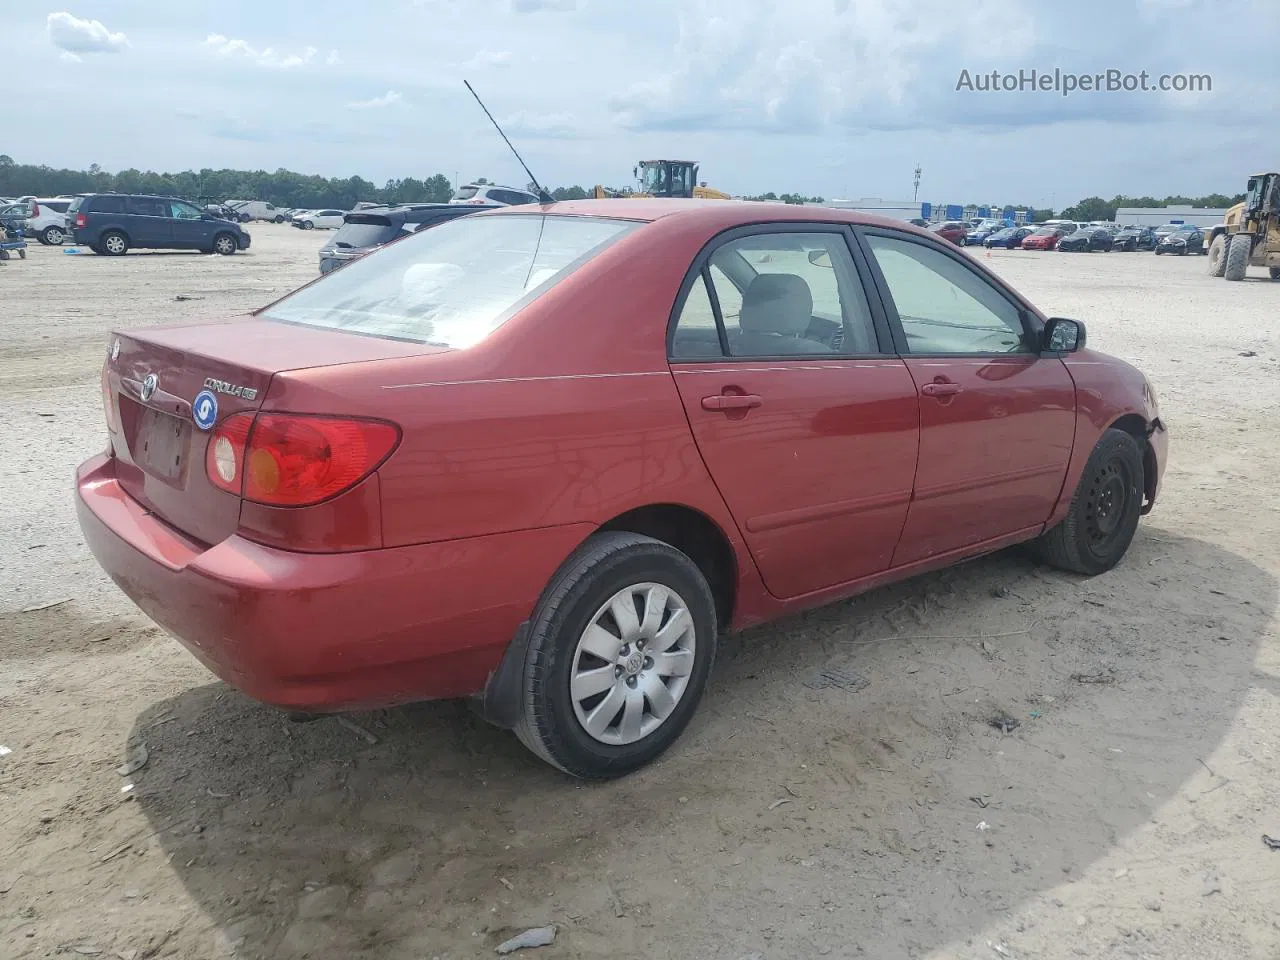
1021,226 -> 1069,250
77,200 -> 1167,779
928,220 -> 970,245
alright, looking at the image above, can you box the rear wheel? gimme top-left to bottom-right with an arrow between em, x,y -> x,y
100,231 -> 129,256
1207,236 -> 1227,276
40,225 -> 66,245
1224,233 -> 1251,281
1035,429 -> 1144,576
514,532 -> 717,780
301,220 -> 315,230
211,233 -> 238,256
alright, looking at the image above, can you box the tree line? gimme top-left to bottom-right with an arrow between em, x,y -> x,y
0,155 -> 1244,217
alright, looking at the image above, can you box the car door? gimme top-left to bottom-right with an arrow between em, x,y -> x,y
168,200 -> 210,249
857,229 -> 1076,566
123,197 -> 172,247
668,225 -> 920,599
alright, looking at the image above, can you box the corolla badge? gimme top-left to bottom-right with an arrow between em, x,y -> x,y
140,373 -> 158,401
203,378 -> 258,401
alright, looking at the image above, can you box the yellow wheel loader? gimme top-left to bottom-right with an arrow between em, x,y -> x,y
593,160 -> 731,200
1205,172 -> 1280,281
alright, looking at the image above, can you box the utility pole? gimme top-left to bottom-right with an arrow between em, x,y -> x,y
913,165 -> 922,202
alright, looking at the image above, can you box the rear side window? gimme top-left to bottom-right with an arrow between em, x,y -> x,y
261,214 -> 637,348
451,186 -> 480,201
91,196 -> 126,214
125,197 -> 167,217
331,216 -> 400,248
42,201 -> 70,213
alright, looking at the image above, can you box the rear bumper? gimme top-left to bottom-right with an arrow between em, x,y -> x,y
75,453 -> 591,712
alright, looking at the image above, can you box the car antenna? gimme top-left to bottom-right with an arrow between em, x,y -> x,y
463,80 -> 555,205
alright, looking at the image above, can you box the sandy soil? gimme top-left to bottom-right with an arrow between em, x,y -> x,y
1,225 -> 1278,960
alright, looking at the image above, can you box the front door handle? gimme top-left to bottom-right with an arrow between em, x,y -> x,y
702,394 -> 763,412
920,381 -> 962,398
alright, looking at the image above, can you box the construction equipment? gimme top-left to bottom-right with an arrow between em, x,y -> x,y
593,160 -> 731,200
1205,172 -> 1280,281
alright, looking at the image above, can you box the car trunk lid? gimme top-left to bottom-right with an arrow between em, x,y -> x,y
105,317 -> 447,546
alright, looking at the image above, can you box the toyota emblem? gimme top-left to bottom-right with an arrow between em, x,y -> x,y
141,373 -> 158,401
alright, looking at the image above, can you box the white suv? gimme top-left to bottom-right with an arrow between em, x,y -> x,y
26,198 -> 73,245
450,183 -> 538,206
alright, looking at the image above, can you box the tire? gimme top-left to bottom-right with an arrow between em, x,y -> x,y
1154,248 -> 1162,256
17,248 -> 25,260
273,215 -> 285,223
211,233 -> 238,256
1207,236 -> 1227,277
1224,233 -> 1251,281
1035,429 -> 1145,576
1270,267 -> 1280,281
514,531 -> 718,780
301,220 -> 314,230
100,231 -> 129,256
40,225 -> 66,245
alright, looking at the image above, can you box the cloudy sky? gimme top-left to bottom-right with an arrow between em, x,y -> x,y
12,0 -> 1279,207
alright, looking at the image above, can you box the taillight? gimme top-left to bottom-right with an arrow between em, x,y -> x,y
206,413 -> 399,506
75,213 -> 86,229
30,202 -> 39,217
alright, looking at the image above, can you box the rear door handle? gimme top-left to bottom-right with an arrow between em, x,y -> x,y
702,394 -> 763,411
920,382 -> 962,398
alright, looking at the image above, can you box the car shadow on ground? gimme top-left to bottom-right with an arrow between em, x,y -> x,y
127,527 -> 1275,960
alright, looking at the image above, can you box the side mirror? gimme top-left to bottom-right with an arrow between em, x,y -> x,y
1042,317 -> 1086,353
807,249 -> 833,268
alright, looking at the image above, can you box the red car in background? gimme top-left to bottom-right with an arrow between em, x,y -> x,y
76,200 -> 1167,779
928,220 -> 970,245
1021,226 -> 1069,250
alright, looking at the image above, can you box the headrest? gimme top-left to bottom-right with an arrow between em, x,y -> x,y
739,273 -> 813,336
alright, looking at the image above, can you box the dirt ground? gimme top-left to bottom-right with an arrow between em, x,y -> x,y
2,224 -> 1278,960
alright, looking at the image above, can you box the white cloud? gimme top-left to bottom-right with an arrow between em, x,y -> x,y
463,49 -> 513,69
348,90 -> 403,109
326,49 -> 343,66
203,34 -> 322,70
47,12 -> 128,55
512,0 -> 578,10
500,110 -> 579,139
59,51 -> 82,64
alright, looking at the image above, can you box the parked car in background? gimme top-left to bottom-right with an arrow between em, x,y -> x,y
317,202 -> 499,274
1021,227 -> 1068,251
0,202 -> 31,237
226,200 -> 287,223
292,209 -> 347,230
1112,226 -> 1158,251
1059,227 -> 1114,252
963,220 -> 1006,246
450,183 -> 539,206
907,217 -> 929,228
984,226 -> 1033,249
77,199 -> 1167,779
1154,224 -> 1205,255
69,194 -> 251,256
26,198 -> 72,245
929,221 -> 969,245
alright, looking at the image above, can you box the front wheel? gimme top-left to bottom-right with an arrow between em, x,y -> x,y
514,532 -> 717,780
1207,237 -> 1227,277
301,220 -> 314,230
211,233 -> 238,255
1270,267 -> 1280,281
1035,429 -> 1145,576
1224,232 -> 1251,281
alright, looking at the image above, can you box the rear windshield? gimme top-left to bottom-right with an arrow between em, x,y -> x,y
261,214 -> 637,348
451,186 -> 479,201
331,216 -> 400,249
68,197 -> 84,214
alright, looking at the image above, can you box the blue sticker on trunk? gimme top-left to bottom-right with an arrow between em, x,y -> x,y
193,390 -> 218,431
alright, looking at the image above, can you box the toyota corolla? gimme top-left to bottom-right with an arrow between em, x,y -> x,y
77,200 -> 1167,779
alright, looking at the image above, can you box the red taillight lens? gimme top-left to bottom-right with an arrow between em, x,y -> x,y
206,413 -> 399,506
75,213 -> 86,229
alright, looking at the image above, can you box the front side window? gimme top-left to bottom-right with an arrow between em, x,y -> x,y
261,214 -> 636,348
864,234 -> 1029,355
170,201 -> 203,220
671,232 -> 878,358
